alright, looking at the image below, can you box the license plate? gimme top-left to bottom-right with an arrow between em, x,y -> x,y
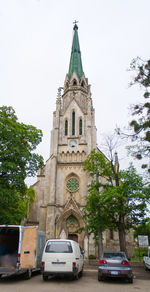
52,262 -> 66,264
111,271 -> 119,275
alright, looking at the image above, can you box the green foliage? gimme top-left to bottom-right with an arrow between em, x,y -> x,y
131,248 -> 148,262
134,218 -> 150,243
0,186 -> 35,224
84,150 -> 114,183
25,186 -> 35,211
118,167 -> 149,226
128,57 -> 150,172
89,254 -> 97,259
83,149 -> 150,251
0,106 -> 43,223
83,149 -> 114,240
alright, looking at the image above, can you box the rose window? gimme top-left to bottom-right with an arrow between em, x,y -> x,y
66,178 -> 79,192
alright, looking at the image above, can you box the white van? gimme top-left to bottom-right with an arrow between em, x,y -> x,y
41,239 -> 84,280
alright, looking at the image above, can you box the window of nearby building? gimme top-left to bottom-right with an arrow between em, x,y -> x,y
72,111 -> 75,135
65,120 -> 68,136
79,118 -> 82,135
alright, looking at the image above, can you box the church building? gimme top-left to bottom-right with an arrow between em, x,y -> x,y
28,23 -> 134,258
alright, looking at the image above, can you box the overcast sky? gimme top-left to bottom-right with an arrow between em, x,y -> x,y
0,0 -> 150,184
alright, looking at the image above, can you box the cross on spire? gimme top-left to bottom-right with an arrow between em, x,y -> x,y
73,20 -> 78,30
73,20 -> 78,25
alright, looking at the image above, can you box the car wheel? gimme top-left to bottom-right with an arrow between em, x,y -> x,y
79,268 -> 83,277
43,274 -> 48,281
128,277 -> 133,284
74,273 -> 79,280
98,274 -> 103,281
144,263 -> 148,271
25,269 -> 32,280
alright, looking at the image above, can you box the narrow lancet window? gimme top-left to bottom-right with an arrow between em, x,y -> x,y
65,120 -> 68,136
72,111 -> 75,135
79,118 -> 82,135
81,80 -> 84,87
73,79 -> 77,86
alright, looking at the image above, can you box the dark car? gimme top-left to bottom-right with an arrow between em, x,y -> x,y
98,251 -> 133,283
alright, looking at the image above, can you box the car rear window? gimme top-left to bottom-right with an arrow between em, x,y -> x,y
45,241 -> 73,253
103,252 -> 125,259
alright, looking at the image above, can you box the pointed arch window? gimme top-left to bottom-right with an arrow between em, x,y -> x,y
79,118 -> 82,135
73,79 -> 77,86
65,120 -> 68,136
72,111 -> 75,135
81,80 -> 84,88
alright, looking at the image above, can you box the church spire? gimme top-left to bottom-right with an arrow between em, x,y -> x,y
68,22 -> 83,80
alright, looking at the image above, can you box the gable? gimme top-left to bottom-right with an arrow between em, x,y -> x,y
64,98 -> 84,119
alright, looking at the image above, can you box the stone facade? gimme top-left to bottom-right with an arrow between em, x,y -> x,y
27,24 -> 134,258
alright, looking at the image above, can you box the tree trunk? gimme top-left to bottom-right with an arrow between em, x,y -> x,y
97,171 -> 103,258
118,226 -> 126,252
98,227 -> 103,257
118,215 -> 127,255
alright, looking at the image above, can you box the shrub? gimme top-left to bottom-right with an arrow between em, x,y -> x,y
89,254 -> 97,259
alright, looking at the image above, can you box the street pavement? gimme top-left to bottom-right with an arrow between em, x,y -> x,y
0,263 -> 149,292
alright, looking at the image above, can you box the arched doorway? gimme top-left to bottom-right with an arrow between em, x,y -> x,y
56,199 -> 86,248
66,215 -> 79,242
68,233 -> 78,242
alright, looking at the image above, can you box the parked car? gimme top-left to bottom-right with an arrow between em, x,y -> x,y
98,251 -> 133,283
41,239 -> 84,281
0,225 -> 46,279
143,246 -> 150,270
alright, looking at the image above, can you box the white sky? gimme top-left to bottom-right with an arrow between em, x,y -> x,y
0,0 -> 150,185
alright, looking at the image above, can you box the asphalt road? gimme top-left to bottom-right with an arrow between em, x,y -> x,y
0,267 -> 150,292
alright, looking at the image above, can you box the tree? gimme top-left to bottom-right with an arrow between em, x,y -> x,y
83,149 -> 150,254
0,186 -> 35,225
83,150 -> 113,257
118,57 -> 150,173
0,106 -> 43,223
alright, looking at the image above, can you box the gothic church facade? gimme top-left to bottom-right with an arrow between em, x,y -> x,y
28,24 -> 134,258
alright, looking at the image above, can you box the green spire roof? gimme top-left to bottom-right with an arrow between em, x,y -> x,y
68,24 -> 83,80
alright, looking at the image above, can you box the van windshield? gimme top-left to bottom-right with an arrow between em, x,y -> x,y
45,241 -> 73,253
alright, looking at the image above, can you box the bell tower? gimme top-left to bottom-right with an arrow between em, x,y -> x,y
46,23 -> 97,247
29,23 -> 97,254
50,23 -> 96,157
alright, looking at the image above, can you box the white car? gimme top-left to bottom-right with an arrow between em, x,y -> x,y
143,246 -> 150,270
41,239 -> 84,281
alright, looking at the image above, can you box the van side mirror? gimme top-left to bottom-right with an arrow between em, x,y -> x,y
81,249 -> 85,255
